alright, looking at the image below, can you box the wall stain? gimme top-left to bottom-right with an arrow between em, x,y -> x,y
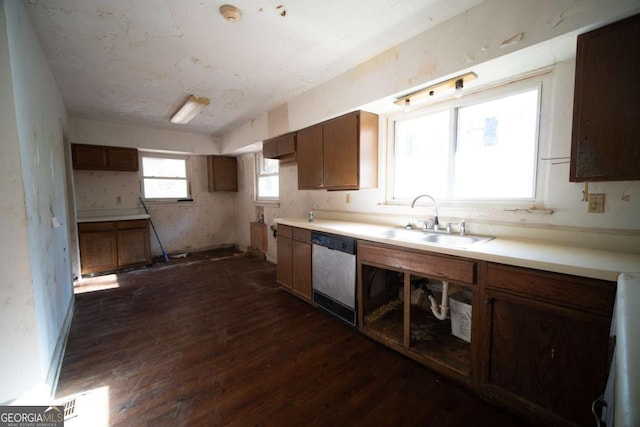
408,60 -> 437,86
500,32 -> 524,48
348,48 -> 398,82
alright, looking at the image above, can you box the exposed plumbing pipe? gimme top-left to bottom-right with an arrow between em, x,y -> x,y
428,281 -> 449,320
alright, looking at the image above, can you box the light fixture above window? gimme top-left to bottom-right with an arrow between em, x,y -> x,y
394,72 -> 477,108
170,95 -> 210,124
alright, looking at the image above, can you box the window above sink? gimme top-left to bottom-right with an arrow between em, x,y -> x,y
387,75 -> 543,204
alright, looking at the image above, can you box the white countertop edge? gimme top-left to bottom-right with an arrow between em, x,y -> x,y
77,213 -> 150,223
275,218 -> 640,282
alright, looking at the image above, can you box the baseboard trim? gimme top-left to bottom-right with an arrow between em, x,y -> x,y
46,296 -> 75,399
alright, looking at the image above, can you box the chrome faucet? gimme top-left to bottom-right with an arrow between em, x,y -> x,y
410,194 -> 439,231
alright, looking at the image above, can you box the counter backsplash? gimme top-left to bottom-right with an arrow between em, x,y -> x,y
77,208 -> 148,220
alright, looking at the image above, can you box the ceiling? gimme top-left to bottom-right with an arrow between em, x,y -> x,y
24,0 -> 484,136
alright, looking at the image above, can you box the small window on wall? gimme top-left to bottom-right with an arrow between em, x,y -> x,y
141,154 -> 190,200
256,153 -> 279,201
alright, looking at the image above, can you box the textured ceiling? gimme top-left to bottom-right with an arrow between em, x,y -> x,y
24,0 -> 483,136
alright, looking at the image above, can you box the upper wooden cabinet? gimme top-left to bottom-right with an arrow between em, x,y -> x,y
297,124 -> 324,189
263,132 -> 296,161
72,143 -> 139,171
207,155 -> 238,192
297,110 -> 378,190
570,13 -> 640,181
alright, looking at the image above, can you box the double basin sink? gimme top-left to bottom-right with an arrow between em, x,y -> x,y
370,227 -> 494,248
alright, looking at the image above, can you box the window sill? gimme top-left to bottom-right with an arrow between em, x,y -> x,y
141,199 -> 195,208
254,200 -> 280,208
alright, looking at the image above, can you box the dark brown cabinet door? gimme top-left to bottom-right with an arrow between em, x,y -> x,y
72,144 -> 109,169
79,220 -> 151,275
262,138 -> 279,158
292,239 -> 311,301
296,124 -> 324,189
107,147 -> 139,171
207,155 -> 238,192
323,112 -> 359,190
249,222 -> 267,253
263,133 -> 296,158
486,293 -> 610,426
276,235 -> 293,288
78,222 -> 118,274
72,144 -> 138,171
276,226 -> 311,301
117,223 -> 150,266
570,13 -> 640,181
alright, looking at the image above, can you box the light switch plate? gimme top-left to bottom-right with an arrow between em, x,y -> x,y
588,193 -> 605,213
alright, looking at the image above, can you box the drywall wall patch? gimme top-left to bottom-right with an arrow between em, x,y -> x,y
500,32 -> 524,48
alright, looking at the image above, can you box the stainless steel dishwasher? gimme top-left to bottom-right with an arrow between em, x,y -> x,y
311,231 -> 357,326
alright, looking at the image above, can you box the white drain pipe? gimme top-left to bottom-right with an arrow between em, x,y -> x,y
428,281 -> 449,320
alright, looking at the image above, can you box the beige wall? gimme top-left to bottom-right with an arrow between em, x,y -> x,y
72,151 -> 236,258
1,0 -> 73,403
229,0 -> 640,261
70,117 -> 220,154
235,60 -> 640,262
70,1 -> 640,265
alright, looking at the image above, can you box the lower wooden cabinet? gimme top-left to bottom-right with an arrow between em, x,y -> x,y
78,222 -> 118,274
479,263 -> 615,426
249,222 -> 268,254
79,219 -> 151,275
355,241 -> 615,426
276,225 -> 311,301
276,228 -> 292,286
291,238 -> 312,300
117,225 -> 151,266
274,228 -> 617,426
357,241 -> 477,383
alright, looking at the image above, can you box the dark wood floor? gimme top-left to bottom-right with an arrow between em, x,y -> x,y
58,249 -> 530,426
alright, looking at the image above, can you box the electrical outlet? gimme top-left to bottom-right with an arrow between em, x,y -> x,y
345,193 -> 351,204
588,193 -> 605,213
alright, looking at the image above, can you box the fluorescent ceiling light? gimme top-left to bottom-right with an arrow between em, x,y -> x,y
170,95 -> 210,124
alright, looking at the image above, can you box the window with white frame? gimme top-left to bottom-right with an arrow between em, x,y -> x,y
141,154 -> 190,200
390,82 -> 541,202
256,153 -> 279,200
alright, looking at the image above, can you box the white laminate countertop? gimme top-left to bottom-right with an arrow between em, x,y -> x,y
275,218 -> 640,282
77,213 -> 150,223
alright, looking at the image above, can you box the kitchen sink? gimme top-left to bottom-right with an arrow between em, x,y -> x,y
375,227 -> 493,248
420,233 -> 493,247
378,228 -> 428,241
